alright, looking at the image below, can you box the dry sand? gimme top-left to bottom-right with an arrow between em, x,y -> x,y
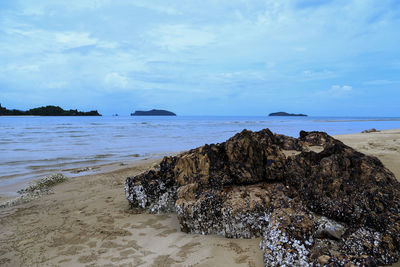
0,129 -> 399,266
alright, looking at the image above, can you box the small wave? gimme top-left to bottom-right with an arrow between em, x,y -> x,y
72,142 -> 89,146
0,169 -> 62,184
55,126 -> 84,129
313,119 -> 400,123
23,127 -> 42,130
0,141 -> 12,144
58,130 -> 85,133
94,154 -> 114,159
0,173 -> 22,181
123,154 -> 141,158
70,134 -> 92,138
0,157 -> 77,166
27,159 -> 101,170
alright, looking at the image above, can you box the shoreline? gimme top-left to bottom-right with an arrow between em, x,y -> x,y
0,154 -> 176,200
0,157 -> 166,203
2,129 -> 399,199
0,129 -> 399,266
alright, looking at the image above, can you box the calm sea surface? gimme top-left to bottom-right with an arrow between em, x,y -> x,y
1,116 -> 400,193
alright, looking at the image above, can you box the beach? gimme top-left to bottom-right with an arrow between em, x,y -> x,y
0,129 -> 399,266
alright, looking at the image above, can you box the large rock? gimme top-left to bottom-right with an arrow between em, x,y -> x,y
125,129 -> 400,266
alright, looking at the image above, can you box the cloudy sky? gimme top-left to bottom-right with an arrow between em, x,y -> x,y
0,0 -> 399,116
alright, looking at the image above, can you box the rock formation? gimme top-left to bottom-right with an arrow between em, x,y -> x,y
269,111 -> 308,116
130,109 -> 176,116
362,128 -> 379,133
0,104 -> 101,116
125,129 -> 400,266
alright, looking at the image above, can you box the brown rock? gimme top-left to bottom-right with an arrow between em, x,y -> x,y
362,128 -> 379,133
125,129 -> 400,266
318,255 -> 330,265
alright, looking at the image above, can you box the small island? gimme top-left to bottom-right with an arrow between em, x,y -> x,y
268,112 -> 307,117
131,109 -> 176,116
0,104 -> 101,116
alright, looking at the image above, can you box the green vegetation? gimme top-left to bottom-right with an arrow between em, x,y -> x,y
0,104 -> 101,116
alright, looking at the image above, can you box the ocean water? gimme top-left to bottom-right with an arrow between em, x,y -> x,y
1,115 -> 400,192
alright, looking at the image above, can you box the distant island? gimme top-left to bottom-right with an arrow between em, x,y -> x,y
269,112 -> 307,117
0,104 -> 101,116
131,109 -> 176,116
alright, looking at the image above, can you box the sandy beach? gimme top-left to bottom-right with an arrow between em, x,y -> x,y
0,129 -> 399,266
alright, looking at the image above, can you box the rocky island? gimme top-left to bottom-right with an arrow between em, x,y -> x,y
131,109 -> 176,116
0,104 -> 101,116
269,111 -> 307,116
125,128 -> 400,266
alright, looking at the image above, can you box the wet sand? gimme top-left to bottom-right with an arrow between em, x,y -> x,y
0,129 -> 399,266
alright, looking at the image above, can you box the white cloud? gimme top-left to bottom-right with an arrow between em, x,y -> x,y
364,80 -> 400,85
2,28 -> 117,54
332,85 -> 352,92
104,72 -> 128,88
56,0 -> 113,10
42,81 -> 68,89
55,32 -> 117,50
1,64 -> 39,73
21,7 -> 45,16
150,25 -> 216,52
301,70 -> 335,81
317,85 -> 353,98
130,1 -> 180,15
55,32 -> 98,48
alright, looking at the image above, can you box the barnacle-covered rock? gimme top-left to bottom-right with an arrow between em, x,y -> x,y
124,128 -> 400,266
176,183 -> 292,238
125,156 -> 177,213
260,208 -> 316,266
285,132 -> 400,228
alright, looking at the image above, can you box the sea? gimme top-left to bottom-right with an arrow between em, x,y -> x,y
1,115 -> 400,195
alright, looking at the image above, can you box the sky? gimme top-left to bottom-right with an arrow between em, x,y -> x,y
0,0 -> 399,116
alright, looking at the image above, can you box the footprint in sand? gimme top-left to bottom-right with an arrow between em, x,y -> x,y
96,215 -> 114,224
0,258 -> 11,265
175,241 -> 201,258
59,245 -> 85,256
86,241 -> 97,248
152,254 -> 180,266
78,253 -> 98,264
119,249 -> 136,257
156,229 -> 177,237
57,258 -> 72,264
235,254 -> 249,264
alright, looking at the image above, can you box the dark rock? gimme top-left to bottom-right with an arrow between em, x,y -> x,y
314,216 -> 346,240
260,208 -> 315,266
362,128 -> 380,133
125,128 -> 400,266
130,109 -> 176,116
269,112 -> 308,117
0,104 -> 101,116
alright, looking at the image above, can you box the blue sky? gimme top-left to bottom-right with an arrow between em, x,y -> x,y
0,0 -> 399,116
